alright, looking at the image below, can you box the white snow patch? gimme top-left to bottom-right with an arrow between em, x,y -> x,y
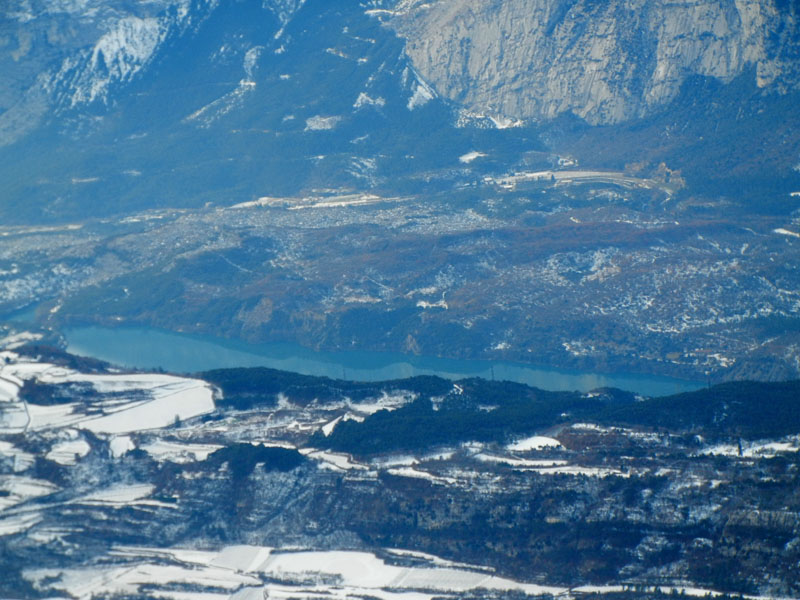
0,377 -> 21,403
455,110 -> 525,130
371,454 -> 418,468
0,476 -> 58,510
46,438 -> 91,465
489,115 -> 525,129
302,449 -> 370,472
77,483 -> 155,505
79,378 -> 215,434
211,545 -> 272,572
184,44 -> 261,129
571,422 -> 610,432
0,331 -> 43,350
475,453 -> 569,469
387,467 -> 457,485
1,359 -> 215,434
348,391 -> 415,415
459,151 -> 486,164
305,115 -> 342,131
384,548 -> 475,570
417,299 -> 448,309
0,402 -> 28,433
26,542 -> 789,600
405,286 -> 439,297
321,415 -> 342,437
506,435 -> 563,451
698,436 -> 800,458
570,584 -> 776,599
0,511 -> 43,537
68,372 -> 199,394
573,585 -> 628,594
406,72 -> 436,110
71,16 -> 167,106
151,592 -> 229,600
110,435 -> 136,458
140,440 -> 221,463
33,545 -> 567,599
259,549 -> 565,596
26,563 -> 259,599
354,92 -> 386,109
344,294 -> 382,304
536,465 -> 626,477
25,402 -> 80,430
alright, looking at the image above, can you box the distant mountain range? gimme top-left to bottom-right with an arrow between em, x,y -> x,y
1,0 -> 799,222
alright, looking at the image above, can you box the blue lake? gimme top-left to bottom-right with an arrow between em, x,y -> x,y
64,326 -> 704,397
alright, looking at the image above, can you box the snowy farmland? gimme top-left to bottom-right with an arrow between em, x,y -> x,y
0,350 -> 215,434
3,337 -> 800,599
25,544 -> 793,600
25,545 -> 568,600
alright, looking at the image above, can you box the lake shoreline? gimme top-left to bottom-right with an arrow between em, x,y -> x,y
64,325 -> 705,397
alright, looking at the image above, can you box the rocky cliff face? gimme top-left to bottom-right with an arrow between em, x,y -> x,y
2,0 -> 798,145
387,0 -> 800,125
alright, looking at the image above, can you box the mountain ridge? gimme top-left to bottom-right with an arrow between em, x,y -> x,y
3,0 -> 799,150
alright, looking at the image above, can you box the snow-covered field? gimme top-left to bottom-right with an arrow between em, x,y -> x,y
30,544 -> 792,600
140,439 -> 223,463
506,435 -> 563,451
346,391 -> 417,416
77,483 -> 156,505
387,466 -> 458,484
697,435 -> 800,458
301,448 -> 373,473
26,562 -> 261,599
3,334 -> 799,600
0,510 -> 44,537
459,151 -> 487,164
45,436 -> 91,465
475,452 -> 569,469
0,350 -> 215,434
0,475 -> 58,510
25,545 -> 567,600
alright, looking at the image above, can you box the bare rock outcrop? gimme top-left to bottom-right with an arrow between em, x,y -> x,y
388,0 -> 800,124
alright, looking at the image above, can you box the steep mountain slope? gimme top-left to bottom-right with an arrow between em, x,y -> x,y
0,0 -> 218,146
1,0 -> 496,223
1,0 -> 798,223
388,0 -> 800,125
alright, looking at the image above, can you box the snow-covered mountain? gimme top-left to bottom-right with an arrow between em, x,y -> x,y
2,0 -> 206,145
1,0 -> 798,223
2,0 -> 485,222
4,0 -> 799,143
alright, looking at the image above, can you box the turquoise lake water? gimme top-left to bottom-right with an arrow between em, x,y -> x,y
64,325 -> 704,396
